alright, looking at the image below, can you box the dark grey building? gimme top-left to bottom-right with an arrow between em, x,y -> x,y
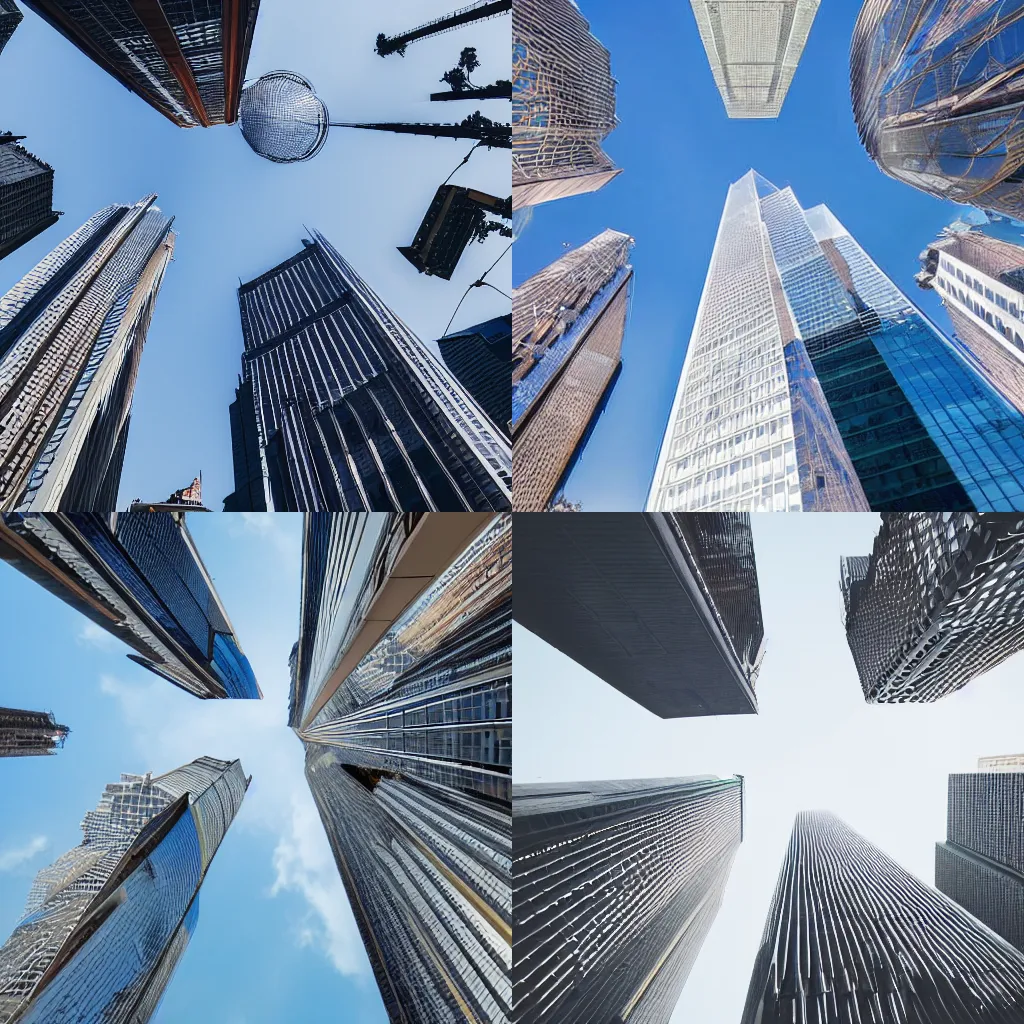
843,513 -> 1024,703
0,707 -> 68,757
0,134 -> 60,261
0,2 -> 21,57
514,776 -> 743,1024
223,233 -> 511,511
438,314 -> 511,438
742,811 -> 1024,1023
513,512 -> 765,717
937,767 -> 1024,953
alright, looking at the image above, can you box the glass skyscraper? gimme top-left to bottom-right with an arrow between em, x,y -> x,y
21,0 -> 261,128
0,197 -> 175,512
649,170 -> 1024,512
0,1 -> 21,56
437,314 -> 511,439
0,707 -> 68,757
843,513 -> 1024,704
512,0 -> 622,212
514,776 -> 744,1024
223,233 -> 511,512
512,229 -> 634,511
0,756 -> 248,1023
689,0 -> 820,118
742,812 -> 1024,1022
292,512 -> 511,1023
0,511 -> 261,699
0,134 -> 60,261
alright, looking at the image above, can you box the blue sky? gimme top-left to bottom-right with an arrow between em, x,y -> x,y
512,0 -> 976,511
0,514 -> 389,1022
0,0 -> 510,511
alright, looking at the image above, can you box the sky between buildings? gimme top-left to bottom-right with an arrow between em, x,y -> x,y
515,512 -> 1024,1023
0,0 -> 511,512
0,513 -> 390,1023
512,0 -> 979,512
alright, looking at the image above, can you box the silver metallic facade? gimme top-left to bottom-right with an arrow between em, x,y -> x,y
513,776 -> 743,1024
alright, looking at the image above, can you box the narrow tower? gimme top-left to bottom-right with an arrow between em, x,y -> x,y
0,134 -> 60,261
0,707 -> 68,757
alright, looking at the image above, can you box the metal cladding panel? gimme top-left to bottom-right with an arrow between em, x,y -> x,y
741,811 -> 1024,1023
513,777 -> 742,1024
513,512 -> 761,718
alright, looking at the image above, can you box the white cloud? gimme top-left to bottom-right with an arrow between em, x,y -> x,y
223,513 -> 303,563
0,836 -> 48,872
77,620 -> 121,651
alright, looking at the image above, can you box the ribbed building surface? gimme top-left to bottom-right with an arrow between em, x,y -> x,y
0,707 -> 68,757
21,0 -> 260,128
0,512 -> 261,699
0,2 -> 21,56
843,513 -> 1024,703
980,754 -> 1024,772
514,776 -> 743,1024
741,811 -> 1024,1023
0,197 -> 174,512
690,0 -> 820,118
223,234 -> 510,512
292,512 -> 511,1023
0,135 -> 60,262
937,769 -> 1024,953
0,756 -> 248,1024
437,314 -> 511,438
514,512 -> 764,717
512,0 -> 621,211
512,229 -> 633,511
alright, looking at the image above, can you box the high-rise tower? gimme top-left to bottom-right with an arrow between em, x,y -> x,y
0,134 -> 60,261
690,0 -> 820,118
843,513 -> 1024,703
514,776 -> 744,1023
649,170 -> 1024,512
437,314 -> 511,438
512,229 -> 633,511
515,512 -> 764,717
937,766 -> 1024,954
292,512 -> 511,1023
742,811 -> 1024,1022
21,0 -> 261,128
0,707 -> 68,757
0,512 -> 261,699
0,2 -> 21,56
222,234 -> 510,512
0,196 -> 174,512
0,756 -> 248,1023
512,0 -> 621,211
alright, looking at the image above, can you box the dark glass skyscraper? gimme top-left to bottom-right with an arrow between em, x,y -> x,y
21,0 -> 261,128
437,314 -> 511,439
0,196 -> 175,512
937,765 -> 1024,954
223,233 -> 511,512
514,512 -> 765,717
0,511 -> 261,699
292,512 -> 511,1023
843,513 -> 1024,703
0,707 -> 68,757
742,811 -> 1024,1022
0,756 -> 248,1023
0,134 -> 60,261
514,776 -> 743,1024
0,2 -> 21,56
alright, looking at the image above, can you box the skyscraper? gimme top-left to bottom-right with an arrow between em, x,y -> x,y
0,196 -> 174,512
843,513 -> 1024,704
292,512 -> 511,1023
514,776 -> 744,1024
0,134 -> 60,261
649,170 -> 1024,512
0,756 -> 248,1023
222,233 -> 511,512
437,314 -> 511,438
21,0 -> 261,128
852,0 -> 1024,218
515,512 -> 764,717
690,0 -> 820,118
0,707 -> 68,757
742,812 -> 1024,1022
917,225 -> 1024,415
0,2 -> 21,57
512,229 -> 633,511
512,0 -> 621,212
0,512 -> 261,699
937,766 -> 1024,953
979,754 -> 1024,772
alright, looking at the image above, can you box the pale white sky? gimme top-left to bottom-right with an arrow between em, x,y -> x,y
515,512 -> 1024,1021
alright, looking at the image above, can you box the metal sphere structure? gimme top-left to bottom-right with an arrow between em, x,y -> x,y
238,71 -> 330,164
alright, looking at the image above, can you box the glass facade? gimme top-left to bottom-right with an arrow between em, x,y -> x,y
0,136 -> 60,261
0,1 -> 21,55
437,314 -> 511,439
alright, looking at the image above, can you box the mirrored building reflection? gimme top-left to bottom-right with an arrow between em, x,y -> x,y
0,707 -> 68,757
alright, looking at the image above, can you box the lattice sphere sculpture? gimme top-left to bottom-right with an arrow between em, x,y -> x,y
239,71 -> 330,164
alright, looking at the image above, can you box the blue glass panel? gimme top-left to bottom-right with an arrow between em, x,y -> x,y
212,632 -> 261,700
